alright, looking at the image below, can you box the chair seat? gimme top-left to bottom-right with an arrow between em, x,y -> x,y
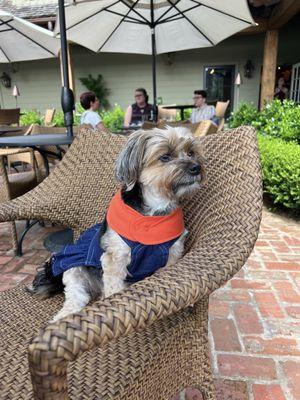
0,285 -> 210,400
0,171 -> 37,202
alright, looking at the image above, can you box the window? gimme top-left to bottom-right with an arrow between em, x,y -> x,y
290,63 -> 300,103
204,65 -> 235,114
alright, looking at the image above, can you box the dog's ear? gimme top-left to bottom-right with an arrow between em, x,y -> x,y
115,130 -> 151,191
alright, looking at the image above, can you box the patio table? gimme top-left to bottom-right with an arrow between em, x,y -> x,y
0,133 -> 73,254
162,105 -> 195,121
0,134 -> 73,175
0,126 -> 23,135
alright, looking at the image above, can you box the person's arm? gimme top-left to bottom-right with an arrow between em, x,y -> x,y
124,106 -> 132,128
189,109 -> 195,123
209,106 -> 216,121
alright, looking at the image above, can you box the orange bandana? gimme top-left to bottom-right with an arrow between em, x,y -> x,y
106,190 -> 185,245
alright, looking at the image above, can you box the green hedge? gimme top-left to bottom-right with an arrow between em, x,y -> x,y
20,104 -> 125,131
258,134 -> 300,210
230,100 -> 300,144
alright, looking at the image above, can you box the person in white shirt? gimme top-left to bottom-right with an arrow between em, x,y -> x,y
80,91 -> 107,131
190,90 -> 217,124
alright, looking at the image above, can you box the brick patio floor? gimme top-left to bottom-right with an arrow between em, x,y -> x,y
0,209 -> 299,400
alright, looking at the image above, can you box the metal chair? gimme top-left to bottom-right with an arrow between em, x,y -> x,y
0,126 -> 262,399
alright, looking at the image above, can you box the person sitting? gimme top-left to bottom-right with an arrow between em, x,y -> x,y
124,88 -> 153,128
80,91 -> 107,131
190,90 -> 217,124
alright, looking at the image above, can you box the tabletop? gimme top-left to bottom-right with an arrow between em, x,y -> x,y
0,126 -> 23,134
0,133 -> 73,147
162,105 -> 195,110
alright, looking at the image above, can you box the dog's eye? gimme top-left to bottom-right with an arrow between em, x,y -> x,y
160,154 -> 172,162
187,150 -> 195,157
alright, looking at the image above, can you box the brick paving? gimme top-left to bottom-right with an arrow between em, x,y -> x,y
0,209 -> 299,400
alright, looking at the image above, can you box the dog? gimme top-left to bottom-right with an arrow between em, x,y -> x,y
28,126 -> 205,322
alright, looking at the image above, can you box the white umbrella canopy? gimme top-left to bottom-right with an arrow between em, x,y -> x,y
0,10 -> 61,62
55,0 -> 255,55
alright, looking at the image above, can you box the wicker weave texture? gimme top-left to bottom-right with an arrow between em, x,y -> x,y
0,126 -> 262,399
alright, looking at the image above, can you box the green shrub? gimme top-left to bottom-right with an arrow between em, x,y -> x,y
101,105 -> 125,132
20,109 -> 42,126
228,102 -> 258,128
79,74 -> 110,110
52,110 -> 66,127
258,135 -> 300,210
229,100 -> 300,144
175,108 -> 192,121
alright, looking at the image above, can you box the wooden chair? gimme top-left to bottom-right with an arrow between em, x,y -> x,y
158,105 -> 177,121
0,108 -> 20,125
215,100 -> 230,131
0,148 -> 43,255
0,126 -> 262,399
43,108 -> 56,126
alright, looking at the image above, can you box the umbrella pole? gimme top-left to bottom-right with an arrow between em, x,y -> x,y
58,0 -> 74,138
150,0 -> 158,123
151,31 -> 158,123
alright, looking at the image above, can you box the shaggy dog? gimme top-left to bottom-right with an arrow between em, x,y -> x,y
29,126 -> 205,321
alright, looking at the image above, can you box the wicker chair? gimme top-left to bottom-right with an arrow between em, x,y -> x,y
0,126 -> 262,400
215,101 -> 230,131
0,148 -> 42,254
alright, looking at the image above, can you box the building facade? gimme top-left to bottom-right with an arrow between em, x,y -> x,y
0,1 -> 299,112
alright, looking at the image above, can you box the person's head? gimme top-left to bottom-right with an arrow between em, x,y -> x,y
134,88 -> 148,106
80,91 -> 100,111
193,90 -> 207,107
277,76 -> 285,87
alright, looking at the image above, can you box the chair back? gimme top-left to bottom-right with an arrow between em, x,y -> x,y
20,126 -> 262,255
215,101 -> 230,118
44,109 -> 56,126
158,105 -> 177,122
215,100 -> 230,131
0,108 -> 20,125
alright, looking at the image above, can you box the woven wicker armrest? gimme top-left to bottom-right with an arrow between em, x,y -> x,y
28,227 -> 258,399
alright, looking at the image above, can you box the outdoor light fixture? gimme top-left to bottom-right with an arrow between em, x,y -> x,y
244,59 -> 254,78
235,73 -> 242,86
0,72 -> 12,88
12,85 -> 20,107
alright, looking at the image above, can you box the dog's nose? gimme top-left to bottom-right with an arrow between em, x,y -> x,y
188,163 -> 201,176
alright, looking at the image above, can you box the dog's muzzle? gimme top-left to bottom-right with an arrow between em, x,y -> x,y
188,163 -> 201,176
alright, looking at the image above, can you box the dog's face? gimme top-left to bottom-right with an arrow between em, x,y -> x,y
116,126 -> 205,200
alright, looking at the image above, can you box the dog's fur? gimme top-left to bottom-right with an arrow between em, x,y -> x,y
28,126 -> 205,322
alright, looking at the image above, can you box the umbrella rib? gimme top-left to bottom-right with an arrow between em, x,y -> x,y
104,9 -> 147,24
154,0 -> 182,25
0,45 -> 11,62
98,0 -> 146,52
191,1 -> 253,25
0,28 -> 13,33
119,0 -> 150,24
157,4 -> 201,25
0,18 -> 14,27
65,0 -> 122,31
166,0 -> 214,45
4,21 -> 56,56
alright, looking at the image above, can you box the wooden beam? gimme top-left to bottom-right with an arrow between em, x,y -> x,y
58,42 -> 76,99
269,0 -> 300,29
238,18 -> 268,34
260,30 -> 278,108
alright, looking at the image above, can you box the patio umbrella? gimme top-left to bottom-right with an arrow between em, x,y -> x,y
0,10 -> 60,63
56,0 -> 255,121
